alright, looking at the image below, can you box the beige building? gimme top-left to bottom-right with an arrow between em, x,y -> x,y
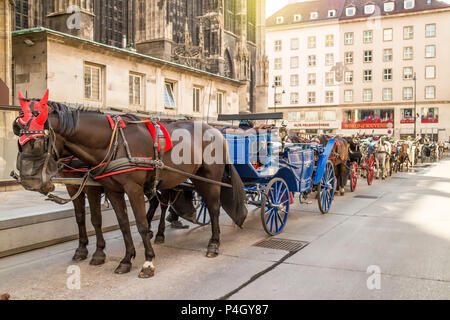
267,0 -> 450,141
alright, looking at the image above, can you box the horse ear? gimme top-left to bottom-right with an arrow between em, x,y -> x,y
41,89 -> 49,106
18,90 -> 32,120
35,98 -> 49,125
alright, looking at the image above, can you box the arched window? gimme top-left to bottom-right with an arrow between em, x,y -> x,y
224,50 -> 234,79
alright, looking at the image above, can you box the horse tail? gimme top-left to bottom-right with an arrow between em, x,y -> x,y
220,144 -> 248,228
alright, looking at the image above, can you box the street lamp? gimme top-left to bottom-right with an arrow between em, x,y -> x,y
413,72 -> 417,138
272,84 -> 285,113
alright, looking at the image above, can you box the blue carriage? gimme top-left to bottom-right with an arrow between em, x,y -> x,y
214,113 -> 336,236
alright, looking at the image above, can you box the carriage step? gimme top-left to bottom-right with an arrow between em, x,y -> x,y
253,238 -> 308,252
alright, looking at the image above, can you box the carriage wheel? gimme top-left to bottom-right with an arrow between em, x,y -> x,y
350,162 -> 358,192
318,161 -> 335,214
367,155 -> 375,185
261,178 -> 289,236
192,192 -> 210,226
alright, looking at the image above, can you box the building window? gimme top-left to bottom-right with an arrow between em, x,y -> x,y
307,92 -> 316,104
325,91 -> 334,103
325,34 -> 334,47
308,55 -> 316,67
274,76 -> 282,87
364,4 -> 375,14
384,69 -> 393,81
344,32 -> 354,45
290,56 -> 299,69
325,53 -> 334,66
291,38 -> 299,50
403,47 -> 413,60
363,89 -> 373,102
363,30 -> 373,43
193,87 -> 201,112
164,82 -> 176,109
305,111 -> 318,121
216,91 -> 223,114
323,110 -> 336,121
225,0 -> 236,33
403,87 -> 413,100
308,36 -> 316,49
425,66 -> 436,79
325,72 -> 334,86
425,24 -> 436,37
403,67 -> 414,80
364,50 -> 373,63
364,70 -> 373,82
383,28 -> 393,41
345,71 -> 353,84
276,16 -> 284,24
293,14 -> 302,22
346,7 -> 355,16
404,26 -> 414,40
404,0 -> 415,10
425,86 -> 436,99
310,12 -> 318,20
84,63 -> 102,101
288,112 -> 301,121
383,88 -> 393,101
274,58 -> 282,70
129,73 -> 142,106
384,2 -> 395,12
328,10 -> 337,18
345,52 -> 354,64
290,92 -> 299,104
308,73 -> 316,86
274,40 -> 282,52
274,93 -> 282,104
425,45 -> 436,58
290,74 -> 299,86
15,0 -> 29,30
344,90 -> 353,102
383,49 -> 393,62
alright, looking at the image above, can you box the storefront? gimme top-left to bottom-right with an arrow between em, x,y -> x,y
399,106 -> 445,141
288,121 -> 340,136
340,108 -> 395,136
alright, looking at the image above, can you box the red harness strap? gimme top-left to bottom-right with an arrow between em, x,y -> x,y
143,119 -> 173,152
106,114 -> 126,130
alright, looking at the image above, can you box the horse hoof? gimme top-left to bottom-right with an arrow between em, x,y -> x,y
114,263 -> 132,274
138,266 -> 155,278
89,251 -> 106,266
154,235 -> 165,244
206,242 -> 220,258
148,230 -> 154,239
72,247 -> 88,262
340,190 -> 345,196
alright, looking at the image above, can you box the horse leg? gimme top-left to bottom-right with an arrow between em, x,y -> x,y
86,187 -> 106,266
146,195 -> 160,239
67,186 -> 88,261
124,184 -> 156,278
339,163 -> 346,196
106,191 -> 136,274
194,181 -> 221,258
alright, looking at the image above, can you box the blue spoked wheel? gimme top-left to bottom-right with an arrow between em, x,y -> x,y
192,192 -> 210,226
195,199 -> 211,226
318,161 -> 335,214
261,178 -> 290,236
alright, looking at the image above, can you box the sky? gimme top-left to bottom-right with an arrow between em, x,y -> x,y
266,0 -> 450,17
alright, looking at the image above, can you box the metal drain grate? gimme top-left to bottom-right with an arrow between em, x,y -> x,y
253,238 -> 308,252
354,195 -> 379,199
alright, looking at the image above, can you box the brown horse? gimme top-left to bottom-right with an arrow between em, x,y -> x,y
398,143 -> 411,171
14,93 -> 247,278
319,135 -> 349,196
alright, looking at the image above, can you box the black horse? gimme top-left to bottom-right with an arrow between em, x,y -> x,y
14,91 -> 247,278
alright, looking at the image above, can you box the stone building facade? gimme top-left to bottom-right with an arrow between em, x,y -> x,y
11,0 -> 268,113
